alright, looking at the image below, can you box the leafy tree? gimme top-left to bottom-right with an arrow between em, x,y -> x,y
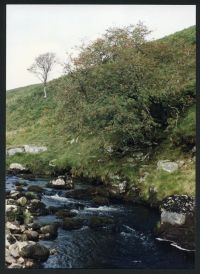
60,23 -> 195,151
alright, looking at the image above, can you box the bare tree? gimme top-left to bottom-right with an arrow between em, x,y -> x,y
27,52 -> 56,98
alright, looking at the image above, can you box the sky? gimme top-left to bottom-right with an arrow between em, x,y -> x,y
6,5 -> 196,90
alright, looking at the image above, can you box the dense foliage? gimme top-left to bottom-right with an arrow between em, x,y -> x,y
58,23 -> 195,150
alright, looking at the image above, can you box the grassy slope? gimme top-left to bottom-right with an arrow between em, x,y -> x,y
6,26 -> 196,202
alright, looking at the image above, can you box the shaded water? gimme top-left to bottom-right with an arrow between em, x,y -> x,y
6,176 -> 194,269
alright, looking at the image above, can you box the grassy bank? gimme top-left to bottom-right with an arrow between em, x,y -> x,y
6,25 -> 196,202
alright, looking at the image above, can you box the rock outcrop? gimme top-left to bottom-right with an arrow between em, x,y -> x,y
156,195 -> 195,251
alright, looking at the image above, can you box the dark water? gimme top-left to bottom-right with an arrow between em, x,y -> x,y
6,176 -> 194,269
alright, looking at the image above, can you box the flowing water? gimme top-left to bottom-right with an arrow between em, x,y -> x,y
6,175 -> 194,269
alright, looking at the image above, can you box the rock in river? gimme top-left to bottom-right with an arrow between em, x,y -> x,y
19,243 -> 50,262
62,218 -> 83,230
55,209 -> 77,219
89,216 -> 114,229
48,176 -> 74,190
25,230 -> 39,241
27,185 -> 44,193
40,224 -> 58,239
92,196 -> 110,206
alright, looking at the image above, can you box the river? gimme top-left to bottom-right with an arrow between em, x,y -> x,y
6,175 -> 194,269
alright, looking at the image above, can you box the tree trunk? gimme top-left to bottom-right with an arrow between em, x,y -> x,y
43,85 -> 47,98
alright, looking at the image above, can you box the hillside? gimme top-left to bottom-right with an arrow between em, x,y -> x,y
6,25 -> 196,203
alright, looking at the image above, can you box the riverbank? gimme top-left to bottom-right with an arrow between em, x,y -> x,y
5,167 -> 195,269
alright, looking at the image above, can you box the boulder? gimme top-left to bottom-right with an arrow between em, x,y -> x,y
55,209 -> 77,219
9,191 -> 22,200
9,163 -> 27,171
17,197 -> 27,207
7,147 -> 25,157
24,259 -> 39,268
17,257 -> 25,264
6,199 -> 16,205
25,230 -> 39,241
157,160 -> 178,173
48,206 -> 62,215
161,209 -> 186,226
16,186 -> 25,192
15,181 -> 28,187
6,249 -> 17,264
29,200 -> 47,215
89,216 -> 114,229
23,209 -> 34,225
19,243 -> 50,262
40,224 -> 58,239
62,218 -> 83,230
27,185 -> 44,193
9,243 -> 20,258
156,195 -> 195,251
6,222 -> 21,233
8,241 -> 34,259
6,232 -> 16,246
24,144 -> 47,154
27,222 -> 41,231
25,192 -> 39,200
48,176 -> 74,190
92,196 -> 109,206
6,204 -> 18,213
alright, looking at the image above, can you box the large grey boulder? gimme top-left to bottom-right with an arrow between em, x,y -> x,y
160,195 -> 195,226
161,209 -> 186,225
6,144 -> 47,157
24,145 -> 47,154
7,147 -> 25,156
9,163 -> 27,171
157,160 -> 178,173
48,176 -> 74,190
156,195 -> 195,251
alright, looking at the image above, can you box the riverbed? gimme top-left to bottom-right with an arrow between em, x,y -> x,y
6,175 -> 194,269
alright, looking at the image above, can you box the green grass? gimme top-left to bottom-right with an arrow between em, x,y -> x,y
6,26 -> 196,203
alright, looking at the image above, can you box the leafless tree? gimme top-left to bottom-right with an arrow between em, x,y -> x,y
27,52 -> 56,98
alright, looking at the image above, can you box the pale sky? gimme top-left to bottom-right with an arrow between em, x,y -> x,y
6,4 -> 196,90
